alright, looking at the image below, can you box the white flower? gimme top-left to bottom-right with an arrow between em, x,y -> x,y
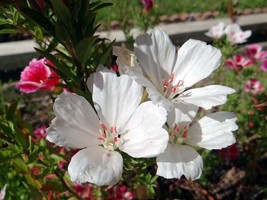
122,28 -> 235,113
156,105 -> 238,180
113,46 -> 143,75
224,23 -> 252,44
46,70 -> 169,186
205,22 -> 225,39
0,184 -> 7,200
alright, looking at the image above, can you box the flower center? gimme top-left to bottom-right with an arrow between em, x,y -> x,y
163,73 -> 184,99
169,123 -> 189,144
98,122 -> 121,151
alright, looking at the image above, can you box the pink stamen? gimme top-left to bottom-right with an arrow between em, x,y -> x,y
100,122 -> 107,131
98,137 -> 105,142
110,126 -> 118,134
182,125 -> 189,138
114,137 -> 118,143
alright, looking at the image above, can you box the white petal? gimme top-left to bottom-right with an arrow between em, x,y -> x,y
134,28 -> 177,90
92,71 -> 143,128
86,65 -> 106,93
46,92 -> 100,148
68,146 -> 123,186
167,103 -> 199,127
186,112 -> 238,150
156,144 -> 203,180
0,184 -> 7,200
113,46 -> 143,75
120,101 -> 169,158
224,23 -> 241,35
173,39 -> 222,88
177,85 -> 236,109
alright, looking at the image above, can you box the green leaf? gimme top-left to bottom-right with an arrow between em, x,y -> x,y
12,158 -> 28,172
0,146 -> 22,162
33,26 -> 44,41
34,48 -> 76,81
25,174 -> 42,189
54,22 -> 69,42
0,28 -> 20,34
0,119 -> 16,139
20,7 -> 55,37
96,40 -> 114,66
0,18 -> 10,25
6,101 -> 18,121
90,1 -> 113,12
15,130 -> 29,149
50,0 -> 71,27
76,36 -> 97,66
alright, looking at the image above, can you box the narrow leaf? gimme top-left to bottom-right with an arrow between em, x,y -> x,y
20,7 -> 55,36
0,29 -> 20,34
76,36 -> 97,66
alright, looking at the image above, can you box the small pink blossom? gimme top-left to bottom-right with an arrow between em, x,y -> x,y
112,64 -> 119,72
244,78 -> 264,95
17,58 -> 59,93
107,184 -> 134,200
58,160 -> 67,169
31,166 -> 41,176
226,55 -> 253,71
73,183 -> 91,198
141,0 -> 154,12
205,22 -> 225,39
245,44 -> 267,62
34,124 -> 47,140
261,59 -> 267,72
224,24 -> 251,44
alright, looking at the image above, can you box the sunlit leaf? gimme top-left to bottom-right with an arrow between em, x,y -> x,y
0,28 -> 20,34
20,7 -> 55,36
0,146 -> 22,162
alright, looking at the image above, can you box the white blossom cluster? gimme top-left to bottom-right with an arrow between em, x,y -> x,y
46,28 -> 238,186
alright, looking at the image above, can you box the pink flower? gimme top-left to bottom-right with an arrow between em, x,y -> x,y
16,58 -> 59,93
244,78 -> 264,95
205,22 -> 225,39
261,59 -> 267,72
107,184 -> 134,200
226,55 -> 253,71
245,44 -> 267,62
112,64 -> 119,72
224,24 -> 251,44
218,143 -> 239,161
58,160 -> 67,169
73,183 -> 92,198
141,0 -> 154,12
34,124 -> 47,138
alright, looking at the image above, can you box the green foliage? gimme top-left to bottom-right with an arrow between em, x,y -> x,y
1,0 -> 267,199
